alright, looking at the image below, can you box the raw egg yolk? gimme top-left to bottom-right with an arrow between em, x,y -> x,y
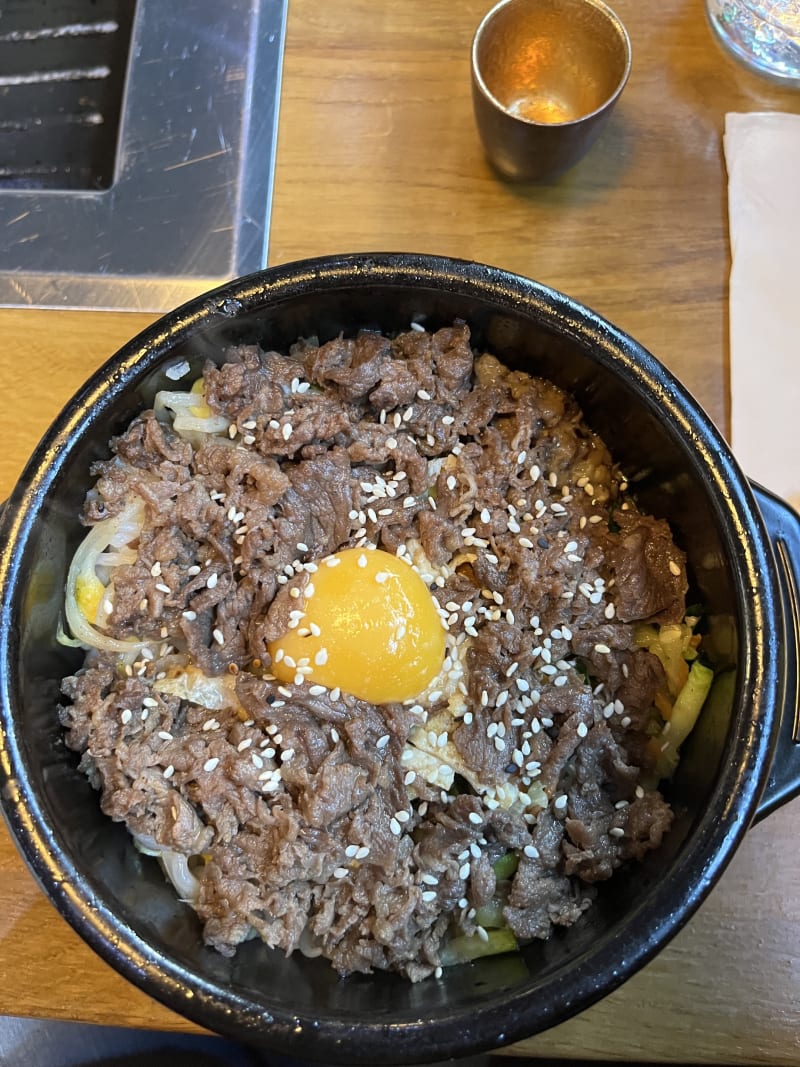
268,547 -> 446,704
75,571 -> 105,624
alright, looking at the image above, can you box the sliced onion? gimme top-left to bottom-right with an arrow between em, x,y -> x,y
132,832 -> 162,857
154,385 -> 230,440
153,388 -> 202,419
153,665 -> 241,711
297,925 -> 324,958
133,833 -> 202,903
96,549 -> 138,567
172,412 -> 230,437
64,497 -> 146,653
161,850 -> 201,903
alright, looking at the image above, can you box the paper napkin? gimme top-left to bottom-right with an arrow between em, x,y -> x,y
724,111 -> 800,512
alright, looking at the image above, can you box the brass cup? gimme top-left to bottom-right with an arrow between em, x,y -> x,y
471,0 -> 632,181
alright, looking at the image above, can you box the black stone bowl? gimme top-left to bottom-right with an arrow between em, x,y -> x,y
2,253 -> 800,1064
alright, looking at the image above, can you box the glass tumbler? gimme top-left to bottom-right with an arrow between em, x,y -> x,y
705,0 -> 800,84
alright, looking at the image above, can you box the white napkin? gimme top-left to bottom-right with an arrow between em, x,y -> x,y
724,111 -> 800,512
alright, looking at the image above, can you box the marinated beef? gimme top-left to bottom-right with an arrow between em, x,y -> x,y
60,323 -> 684,982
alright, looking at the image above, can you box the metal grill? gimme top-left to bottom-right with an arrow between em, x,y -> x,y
0,0 -> 288,311
0,0 -> 136,190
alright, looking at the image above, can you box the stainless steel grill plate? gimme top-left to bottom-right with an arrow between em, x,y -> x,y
0,0 -> 288,311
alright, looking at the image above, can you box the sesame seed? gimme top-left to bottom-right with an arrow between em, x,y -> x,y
577,722 -> 588,738
213,628 -> 225,645
203,757 -> 220,772
282,423 -> 293,440
459,863 -> 470,880
523,844 -> 540,859
554,794 -> 568,811
355,846 -> 370,860
158,730 -> 173,741
280,749 -> 295,763
142,697 -> 158,708
333,867 -> 349,879
669,560 -> 681,576
163,765 -> 175,779
417,389 -> 431,400
476,925 -> 489,943
207,572 -> 218,589
395,810 -> 410,823
609,827 -> 625,838
422,890 -> 437,903
390,818 -> 402,836
237,738 -> 252,752
314,648 -> 328,666
121,709 -> 132,725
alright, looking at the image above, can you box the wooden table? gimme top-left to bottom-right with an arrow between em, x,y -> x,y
2,0 -> 799,1062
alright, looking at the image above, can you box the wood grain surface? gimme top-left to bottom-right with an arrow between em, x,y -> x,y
2,0 -> 800,1061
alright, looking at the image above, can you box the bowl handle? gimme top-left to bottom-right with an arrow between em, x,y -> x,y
751,483 -> 800,821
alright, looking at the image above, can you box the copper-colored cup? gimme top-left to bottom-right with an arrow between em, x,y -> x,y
471,0 -> 632,181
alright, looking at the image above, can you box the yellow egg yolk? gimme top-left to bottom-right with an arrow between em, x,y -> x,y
75,571 -> 105,624
268,547 -> 446,704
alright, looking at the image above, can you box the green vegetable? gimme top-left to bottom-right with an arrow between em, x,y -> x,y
652,660 -> 715,779
439,927 -> 518,966
474,900 -> 506,929
492,852 -> 519,881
